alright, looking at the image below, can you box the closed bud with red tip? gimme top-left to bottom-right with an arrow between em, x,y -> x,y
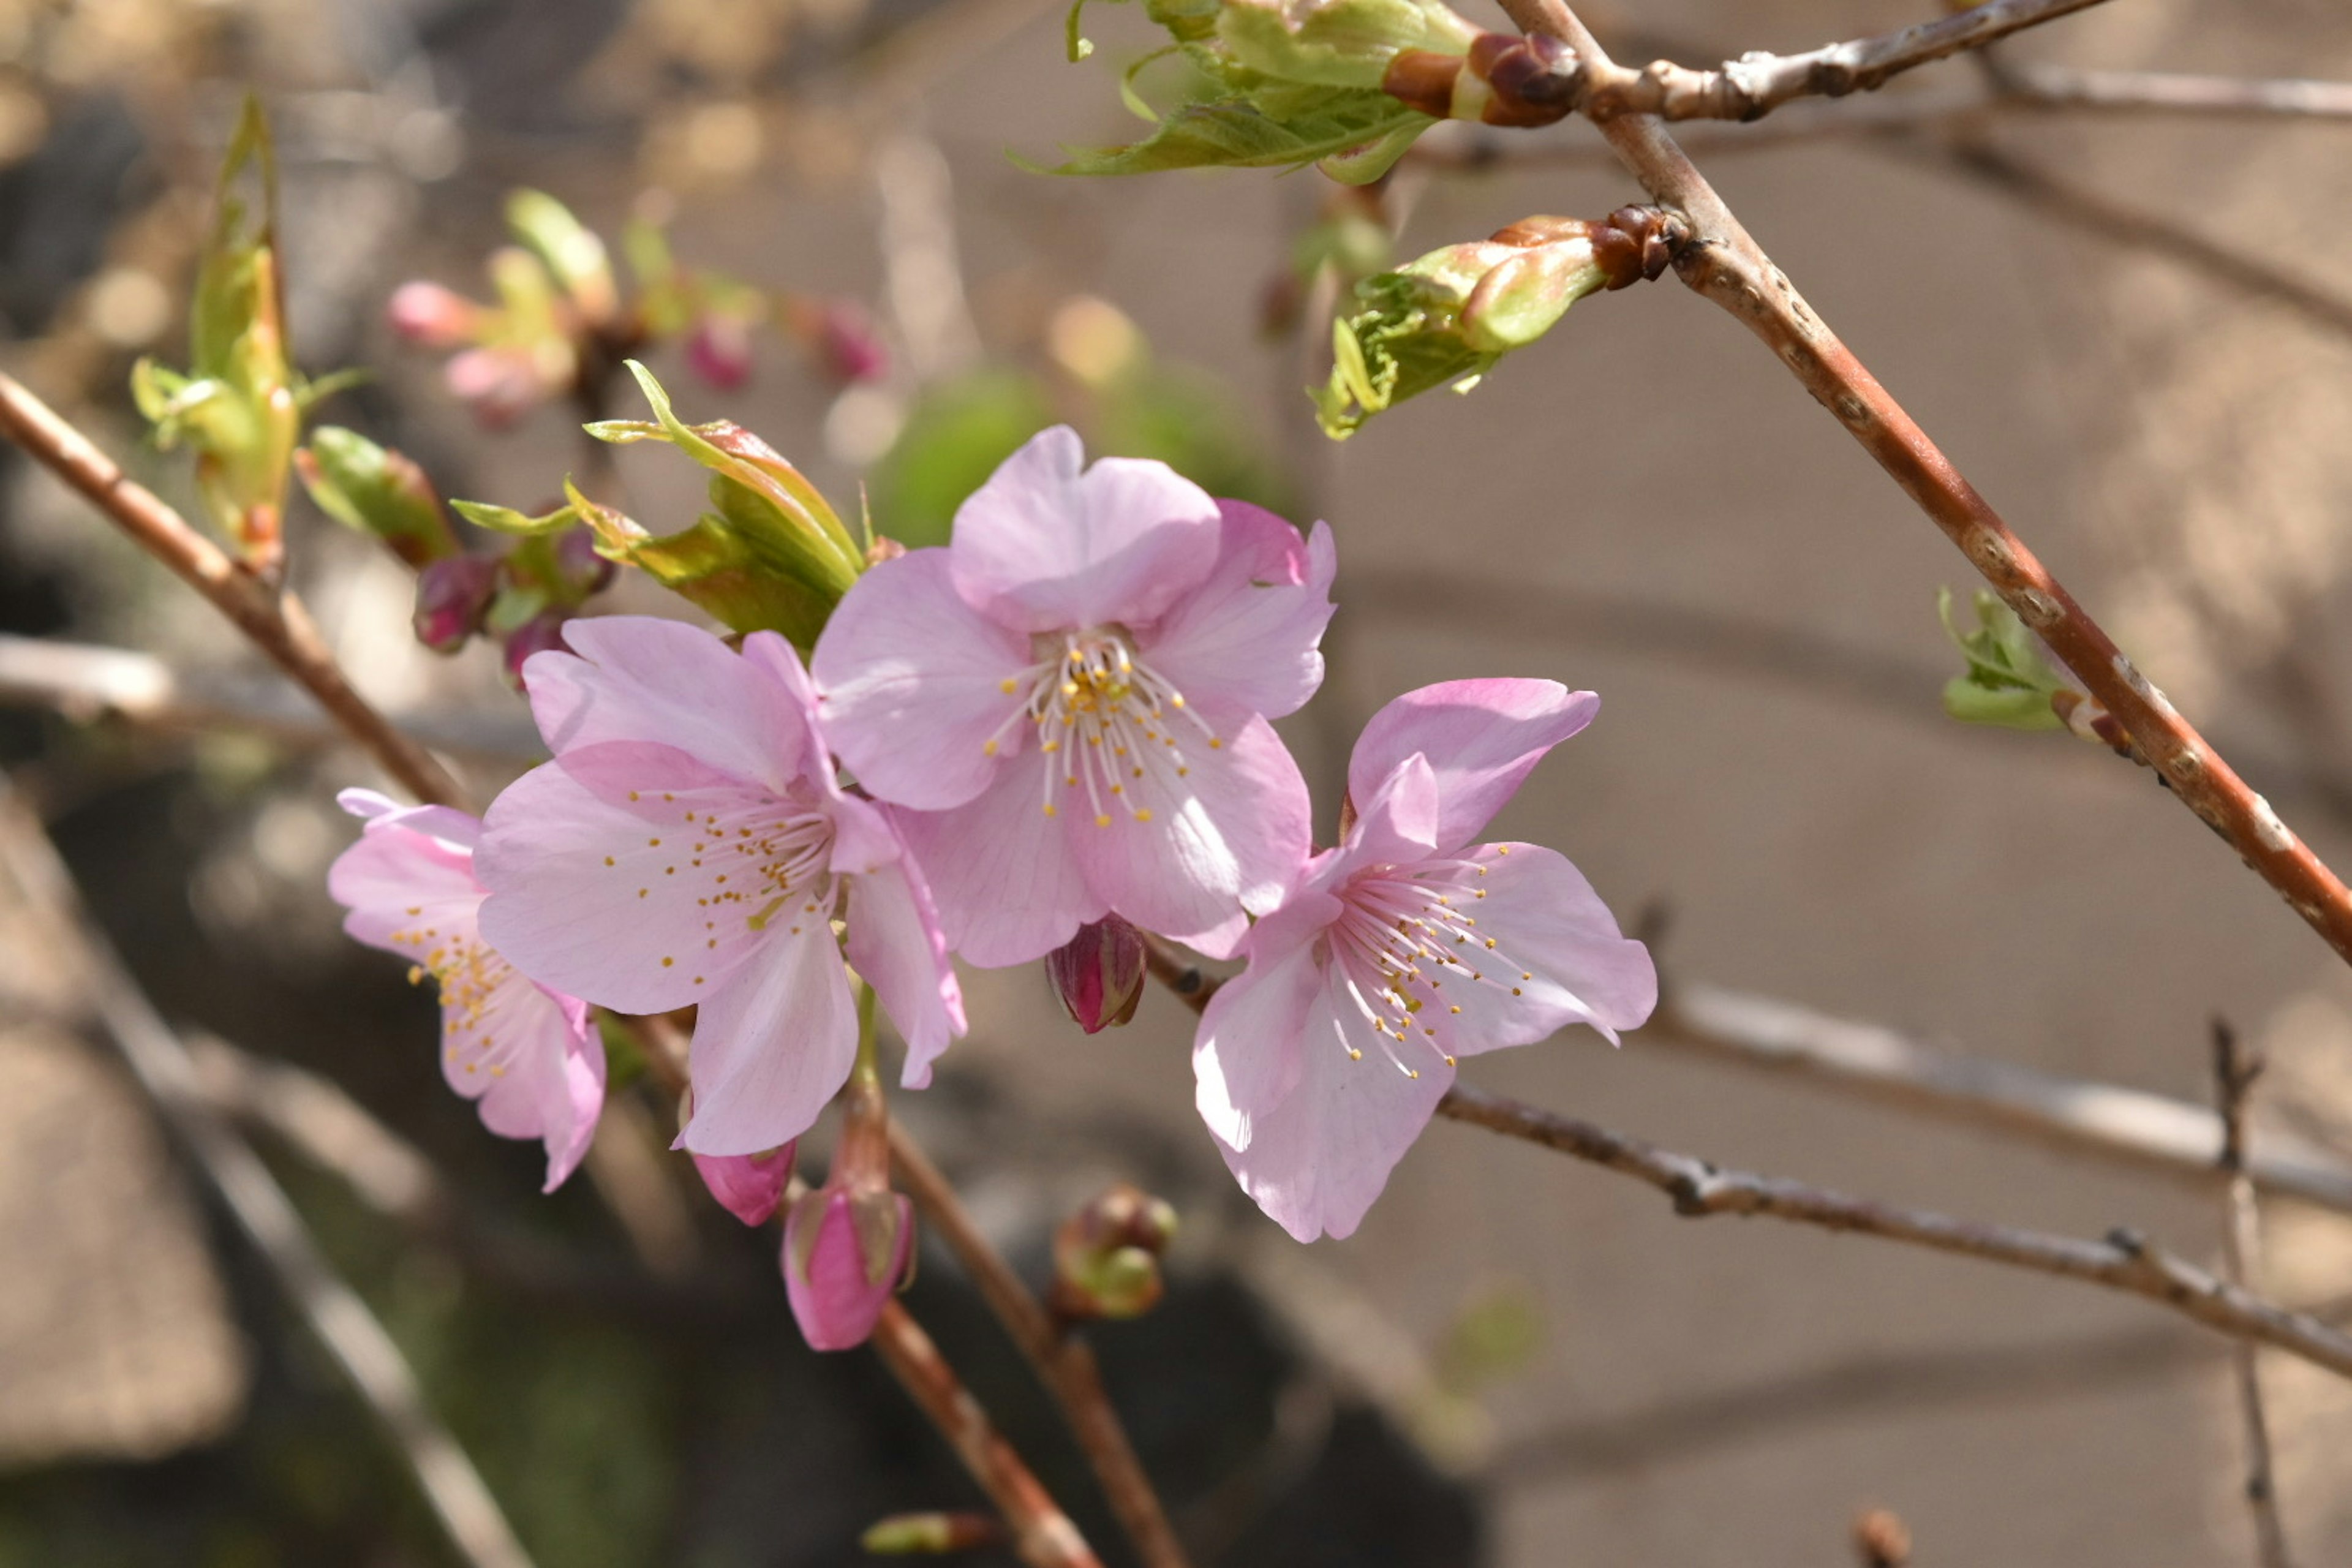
412,555 -> 499,652
691,1144 -> 795,1227
1045,915 -> 1147,1034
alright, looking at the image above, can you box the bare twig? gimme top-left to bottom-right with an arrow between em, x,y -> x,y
888,1123 -> 1193,1568
2005,63 -> 2352,122
0,371 -> 464,807
1548,0 -> 2108,124
2213,1020 -> 2296,1568
1141,943 -> 2352,1382
1656,981 -> 2352,1215
1489,0 -> 2352,967
0,775 -> 535,1568
867,1300 -> 1107,1568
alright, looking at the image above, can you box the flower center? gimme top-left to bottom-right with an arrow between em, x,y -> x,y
391,921 -> 526,1079
1327,853 -> 1533,1078
986,628 -> 1221,827
709,790 -> 841,937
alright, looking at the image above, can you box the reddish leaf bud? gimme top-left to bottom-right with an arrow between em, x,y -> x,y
412,555 -> 499,653
684,313 -> 755,392
1045,915 -> 1147,1034
1050,1182 -> 1178,1322
551,524 -> 617,599
500,610 -> 572,688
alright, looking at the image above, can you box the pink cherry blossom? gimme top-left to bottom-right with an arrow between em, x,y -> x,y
812,426 -> 1336,967
328,789 -> 604,1191
475,616 -> 965,1158
1193,680 -> 1657,1242
692,1142 -> 796,1227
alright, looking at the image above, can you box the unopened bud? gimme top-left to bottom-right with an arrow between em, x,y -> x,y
1046,915 -> 1147,1034
444,345 -> 544,429
783,1183 -> 915,1352
691,1142 -> 795,1227
860,1512 -> 1003,1555
551,524 -> 617,599
387,281 -> 482,348
412,556 -> 499,652
685,313 -> 756,391
298,428 -> 459,569
1316,205 -> 1684,438
786,296 -> 889,387
501,611 -> 572,689
1937,586 -> 2070,733
1051,1182 -> 1177,1321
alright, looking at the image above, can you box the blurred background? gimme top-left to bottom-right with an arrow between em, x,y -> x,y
6,0 -> 2352,1563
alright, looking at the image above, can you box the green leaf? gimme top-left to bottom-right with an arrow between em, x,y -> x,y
1936,586 -> 2067,731
296,427 -> 458,568
506,189 -> 616,323
1038,91 -> 1430,178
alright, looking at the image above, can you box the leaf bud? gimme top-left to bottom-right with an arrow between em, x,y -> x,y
859,1513 -> 1004,1555
1044,915 -> 1148,1033
1050,1182 -> 1178,1322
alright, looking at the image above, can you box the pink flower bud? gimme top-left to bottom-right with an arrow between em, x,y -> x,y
552,524 -> 616,599
1045,915 -> 1146,1033
782,1184 -> 913,1352
386,281 -> 481,349
443,346 -> 541,429
501,611 -> 572,690
785,296 -> 888,387
412,555 -> 499,652
691,1142 -> 795,1227
684,314 -> 755,392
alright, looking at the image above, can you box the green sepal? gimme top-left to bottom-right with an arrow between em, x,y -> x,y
1937,586 -> 2067,731
294,426 -> 459,568
505,189 -> 616,325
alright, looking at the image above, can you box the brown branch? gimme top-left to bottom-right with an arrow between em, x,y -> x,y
1431,1080 -> 2352,1381
1493,0 -> 2352,967
2212,1021 -> 2296,1568
0,775 -> 536,1568
867,1300 -> 1107,1568
1141,943 -> 2352,1382
0,371 -> 464,807
889,1123 -> 1193,1568
1549,0 -> 2109,124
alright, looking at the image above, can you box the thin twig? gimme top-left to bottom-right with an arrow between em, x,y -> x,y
1139,940 -> 2352,1382
867,1299 -> 1107,1568
1491,0 -> 2352,967
0,775 -> 535,1568
2006,63 -> 2352,121
1549,0 -> 2109,124
2213,1020 -> 2296,1568
1656,981 -> 2352,1216
0,371 -> 464,807
889,1123 -> 1194,1568
1430,1080 -> 2352,1382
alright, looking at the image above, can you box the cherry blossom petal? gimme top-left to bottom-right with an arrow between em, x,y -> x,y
812,551 -> 1037,811
1193,889 -> 1342,1150
946,426 -> 1221,633
1436,843 -> 1656,1053
1067,713 -> 1311,960
892,746 -> 1103,968
455,984 -> 605,1191
329,819 -> 484,953
678,922 -> 860,1155
1215,971 -> 1453,1242
523,614 -> 804,791
1346,680 -> 1599,853
476,748 -> 776,1016
1316,754 -> 1444,893
845,856 -> 967,1090
1140,509 -> 1335,723
337,788 -> 482,851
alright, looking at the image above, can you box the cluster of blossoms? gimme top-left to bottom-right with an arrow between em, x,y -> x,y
331,425 -> 1654,1348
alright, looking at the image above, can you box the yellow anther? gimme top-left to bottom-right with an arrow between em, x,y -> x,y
1001,677 -> 1018,694
1095,814 -> 1112,827
1135,809 -> 1153,823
